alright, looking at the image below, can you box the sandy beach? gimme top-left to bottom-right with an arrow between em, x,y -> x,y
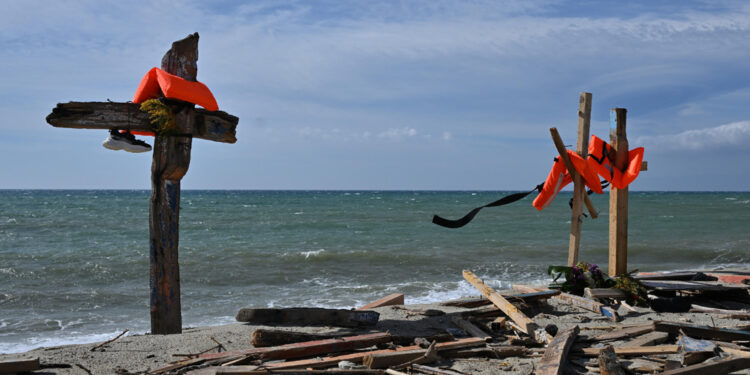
3,283 -> 750,375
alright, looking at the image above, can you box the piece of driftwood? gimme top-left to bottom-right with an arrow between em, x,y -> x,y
690,304 -> 750,319
392,341 -> 438,370
620,331 -> 669,347
654,321 -> 750,341
463,270 -> 540,341
593,323 -> 654,341
236,307 -> 379,327
442,290 -> 560,308
262,337 -> 485,371
620,358 -> 663,373
490,316 -> 507,331
634,272 -> 707,281
640,280 -> 738,292
91,329 -> 129,351
0,357 -> 40,374
358,294 -> 405,310
361,338 -> 486,369
537,326 -> 579,375
660,356 -> 750,375
191,368 -> 388,375
410,364 -> 464,375
441,345 -> 526,359
680,335 -> 717,366
584,288 -> 627,300
598,345 -> 625,375
251,329 -> 348,347
451,317 -> 491,341
579,345 -> 680,357
553,292 -> 621,322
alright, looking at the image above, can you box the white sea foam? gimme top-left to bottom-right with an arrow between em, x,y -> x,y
301,249 -> 325,258
0,329 -> 134,354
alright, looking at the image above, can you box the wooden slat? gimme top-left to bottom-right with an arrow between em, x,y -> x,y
538,326 -> 579,375
47,102 -> 238,143
660,356 -> 750,375
358,293 -> 405,310
236,307 -> 379,327
451,316 -> 491,341
593,323 -> 654,341
463,270 -> 539,341
608,108 -> 629,276
0,357 -> 40,374
584,288 -> 627,300
620,331 -> 668,347
654,321 -> 750,341
579,345 -> 680,357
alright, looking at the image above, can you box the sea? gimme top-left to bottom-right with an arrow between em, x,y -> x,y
1,190 -> 748,353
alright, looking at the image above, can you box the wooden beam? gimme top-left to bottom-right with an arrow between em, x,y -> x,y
653,321 -> 750,341
251,329 -> 347,347
593,322 -> 654,341
538,326 -> 579,375
0,357 -> 39,374
568,92 -> 593,265
608,108 -> 629,276
579,345 -> 679,356
584,288 -> 627,300
451,316 -> 491,341
46,102 -> 238,143
362,338 -> 487,369
660,356 -> 750,375
549,128 -> 599,227
463,270 -> 540,341
236,307 -> 379,327
620,331 -> 668,347
358,293 -> 405,310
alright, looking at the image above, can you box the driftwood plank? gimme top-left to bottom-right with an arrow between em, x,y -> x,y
538,326 -> 579,375
579,345 -> 680,357
47,101 -> 238,143
358,293 -> 405,310
593,322 -> 654,341
660,356 -> 750,375
451,316 -> 491,341
654,321 -> 750,341
584,288 -> 627,300
619,331 -> 668,347
251,329 -> 347,347
362,338 -> 486,369
236,307 -> 379,327
0,357 -> 40,374
463,270 -> 539,341
442,290 -> 560,308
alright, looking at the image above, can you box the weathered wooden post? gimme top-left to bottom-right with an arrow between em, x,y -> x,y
568,92 -> 594,265
608,108 -> 628,276
45,33 -> 239,334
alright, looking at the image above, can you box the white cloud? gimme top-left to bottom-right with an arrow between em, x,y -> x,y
378,127 -> 418,142
442,131 -> 453,141
636,121 -> 750,151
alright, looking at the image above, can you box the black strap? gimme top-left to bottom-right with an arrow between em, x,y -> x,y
432,184 -> 543,228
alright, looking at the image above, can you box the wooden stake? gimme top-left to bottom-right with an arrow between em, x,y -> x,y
609,108 -> 628,276
538,326 -> 579,375
569,92 -> 593,265
462,270 -> 539,341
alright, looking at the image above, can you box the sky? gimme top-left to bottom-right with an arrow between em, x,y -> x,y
1,0 -> 749,191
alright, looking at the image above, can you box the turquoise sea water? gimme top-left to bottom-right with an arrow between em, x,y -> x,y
1,190 -> 748,353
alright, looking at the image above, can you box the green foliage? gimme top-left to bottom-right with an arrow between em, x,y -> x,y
613,272 -> 649,307
140,99 -> 176,136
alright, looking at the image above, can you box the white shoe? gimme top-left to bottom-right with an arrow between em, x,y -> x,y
102,130 -> 151,153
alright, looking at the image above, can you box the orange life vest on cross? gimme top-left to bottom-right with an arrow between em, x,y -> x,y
532,149 -> 603,210
131,67 -> 219,136
587,135 -> 644,190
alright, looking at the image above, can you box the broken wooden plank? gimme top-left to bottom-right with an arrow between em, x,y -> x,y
362,338 -> 487,369
236,307 -> 379,327
660,356 -> 750,375
584,288 -> 627,300
634,271 -> 706,281
553,292 -> 621,322
620,358 -> 663,373
640,280 -> 737,292
654,321 -> 750,341
442,290 -> 560,308
0,357 -> 40,374
538,326 -> 579,375
579,345 -> 680,357
194,368 -> 387,375
680,335 -> 717,366
463,270 -> 539,341
410,364 -> 464,375
358,293 -> 405,310
490,316 -> 507,331
251,329 -> 346,347
593,322 -> 654,341
689,304 -> 750,319
451,316 -> 491,341
598,345 -> 625,375
262,337 -> 486,370
620,331 -> 669,347
441,345 -> 526,359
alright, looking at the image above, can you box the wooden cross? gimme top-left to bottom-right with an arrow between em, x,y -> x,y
45,33 -> 239,334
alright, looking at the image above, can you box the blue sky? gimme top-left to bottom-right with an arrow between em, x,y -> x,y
1,0 -> 749,190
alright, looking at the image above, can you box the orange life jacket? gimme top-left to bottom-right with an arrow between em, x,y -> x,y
532,150 -> 603,210
587,135 -> 644,190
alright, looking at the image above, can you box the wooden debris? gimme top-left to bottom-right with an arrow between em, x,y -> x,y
91,329 -> 129,351
537,326 -> 579,375
553,292 -> 621,322
195,369 -> 387,375
660,356 -> 750,375
364,349 -> 424,369
654,321 -> 750,341
634,271 -> 707,281
410,364 -> 464,375
451,317 -> 491,341
251,329 -> 346,347
0,357 -> 40,374
640,280 -> 739,292
620,331 -> 669,347
593,322 -> 654,341
598,345 -> 625,375
620,358 -> 664,373
463,270 -> 540,341
690,304 -> 750,319
680,334 -> 717,366
579,345 -> 680,357
441,346 -> 526,359
490,316 -> 507,331
235,307 -> 379,327
358,294 -> 405,310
